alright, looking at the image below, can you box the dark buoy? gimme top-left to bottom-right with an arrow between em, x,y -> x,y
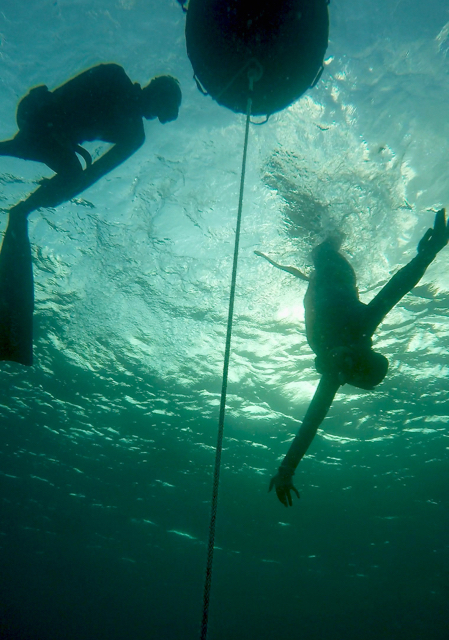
185,0 -> 329,116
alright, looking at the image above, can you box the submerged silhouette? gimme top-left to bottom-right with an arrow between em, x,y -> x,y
0,63 -> 182,365
256,208 -> 449,506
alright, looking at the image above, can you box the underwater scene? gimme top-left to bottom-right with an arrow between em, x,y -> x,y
0,1 -> 448,638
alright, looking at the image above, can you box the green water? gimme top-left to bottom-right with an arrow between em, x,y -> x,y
1,1 -> 448,638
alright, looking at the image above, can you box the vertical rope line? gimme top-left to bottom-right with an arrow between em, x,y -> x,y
200,90 -> 253,640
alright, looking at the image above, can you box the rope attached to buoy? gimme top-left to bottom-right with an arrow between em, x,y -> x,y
200,63 -> 262,640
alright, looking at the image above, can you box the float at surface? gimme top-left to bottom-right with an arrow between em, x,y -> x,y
185,0 -> 329,115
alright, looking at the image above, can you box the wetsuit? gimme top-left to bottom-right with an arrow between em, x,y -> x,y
0,64 -> 145,176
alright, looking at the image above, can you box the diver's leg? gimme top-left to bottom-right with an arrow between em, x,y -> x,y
0,134 -> 42,161
0,210 -> 34,365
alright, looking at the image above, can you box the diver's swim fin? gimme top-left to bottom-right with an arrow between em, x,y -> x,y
0,213 -> 34,366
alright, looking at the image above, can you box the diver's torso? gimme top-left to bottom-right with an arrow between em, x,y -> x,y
304,277 -> 371,357
49,64 -> 142,144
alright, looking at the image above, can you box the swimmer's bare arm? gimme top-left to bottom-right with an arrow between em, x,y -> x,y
254,251 -> 309,281
366,209 -> 449,333
269,374 -> 340,506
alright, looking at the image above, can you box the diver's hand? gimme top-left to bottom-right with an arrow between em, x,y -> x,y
418,209 -> 449,258
32,173 -> 73,209
8,175 -> 72,218
32,170 -> 86,210
269,466 -> 300,507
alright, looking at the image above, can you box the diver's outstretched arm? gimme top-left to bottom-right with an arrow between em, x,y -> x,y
8,130 -> 145,215
0,210 -> 34,365
254,250 -> 309,281
366,208 -> 449,333
60,133 -> 144,197
269,374 -> 340,506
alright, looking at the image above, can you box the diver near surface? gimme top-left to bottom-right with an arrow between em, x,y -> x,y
0,63 -> 182,366
255,208 -> 449,507
0,63 -> 181,178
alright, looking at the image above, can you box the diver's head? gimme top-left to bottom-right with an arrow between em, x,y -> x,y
141,75 -> 182,123
316,346 -> 389,390
346,348 -> 389,390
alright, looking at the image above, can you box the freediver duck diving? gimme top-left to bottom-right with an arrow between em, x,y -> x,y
256,209 -> 449,506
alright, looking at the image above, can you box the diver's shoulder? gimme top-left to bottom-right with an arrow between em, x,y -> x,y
87,62 -> 129,79
69,63 -> 129,85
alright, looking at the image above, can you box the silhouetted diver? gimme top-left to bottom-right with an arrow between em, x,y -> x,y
0,64 -> 182,365
0,64 -> 181,178
256,209 -> 449,506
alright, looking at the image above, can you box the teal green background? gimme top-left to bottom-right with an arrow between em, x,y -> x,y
0,1 -> 448,638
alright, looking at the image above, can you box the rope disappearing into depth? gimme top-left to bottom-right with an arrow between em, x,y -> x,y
200,65 -> 261,640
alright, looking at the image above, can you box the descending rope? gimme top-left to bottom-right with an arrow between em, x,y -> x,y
200,63 -> 262,640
